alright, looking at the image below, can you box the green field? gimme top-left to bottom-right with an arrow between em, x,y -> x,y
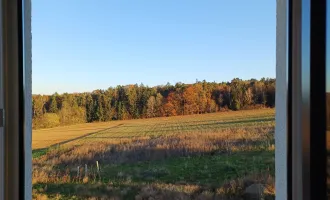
32,109 -> 275,200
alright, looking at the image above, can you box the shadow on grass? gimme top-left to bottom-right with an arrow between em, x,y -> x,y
33,182 -> 217,200
33,149 -> 275,200
33,125 -> 275,199
99,150 -> 275,185
34,151 -> 274,200
33,180 -> 275,200
39,136 -> 274,167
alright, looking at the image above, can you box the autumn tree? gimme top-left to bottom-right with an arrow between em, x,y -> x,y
32,95 -> 46,117
147,96 -> 156,118
194,84 -> 207,114
127,85 -> 138,118
32,78 -> 276,129
243,87 -> 253,107
183,86 -> 198,115
163,102 -> 177,116
155,93 -> 164,117
58,96 -> 86,125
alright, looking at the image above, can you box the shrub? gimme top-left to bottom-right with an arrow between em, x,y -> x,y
32,113 -> 60,129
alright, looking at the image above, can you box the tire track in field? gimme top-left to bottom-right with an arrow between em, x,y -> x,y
34,123 -> 124,151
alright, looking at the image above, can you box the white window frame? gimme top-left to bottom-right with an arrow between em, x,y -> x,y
275,0 -> 288,199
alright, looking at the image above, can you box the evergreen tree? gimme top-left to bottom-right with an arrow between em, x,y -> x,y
49,95 -> 58,113
95,94 -> 104,121
86,94 -> 94,122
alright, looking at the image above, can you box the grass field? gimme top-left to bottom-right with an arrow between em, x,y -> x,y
32,109 -> 275,200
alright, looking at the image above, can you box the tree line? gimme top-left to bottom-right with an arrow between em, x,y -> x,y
32,78 -> 275,129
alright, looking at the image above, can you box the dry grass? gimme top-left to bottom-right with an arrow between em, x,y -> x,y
32,173 -> 275,200
33,121 -> 124,149
32,109 -> 275,199
33,127 -> 274,168
33,109 -> 274,149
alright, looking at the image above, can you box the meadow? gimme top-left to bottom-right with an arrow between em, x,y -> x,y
32,109 -> 275,200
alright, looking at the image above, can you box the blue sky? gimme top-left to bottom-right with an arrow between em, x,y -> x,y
32,0 -> 276,94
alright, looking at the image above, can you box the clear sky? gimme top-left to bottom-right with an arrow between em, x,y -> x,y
32,0 -> 276,95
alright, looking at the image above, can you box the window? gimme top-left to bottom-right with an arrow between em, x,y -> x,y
31,1 -> 277,199
1,0 -> 329,199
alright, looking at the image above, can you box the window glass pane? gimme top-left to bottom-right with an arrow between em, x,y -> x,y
32,1 -> 276,199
